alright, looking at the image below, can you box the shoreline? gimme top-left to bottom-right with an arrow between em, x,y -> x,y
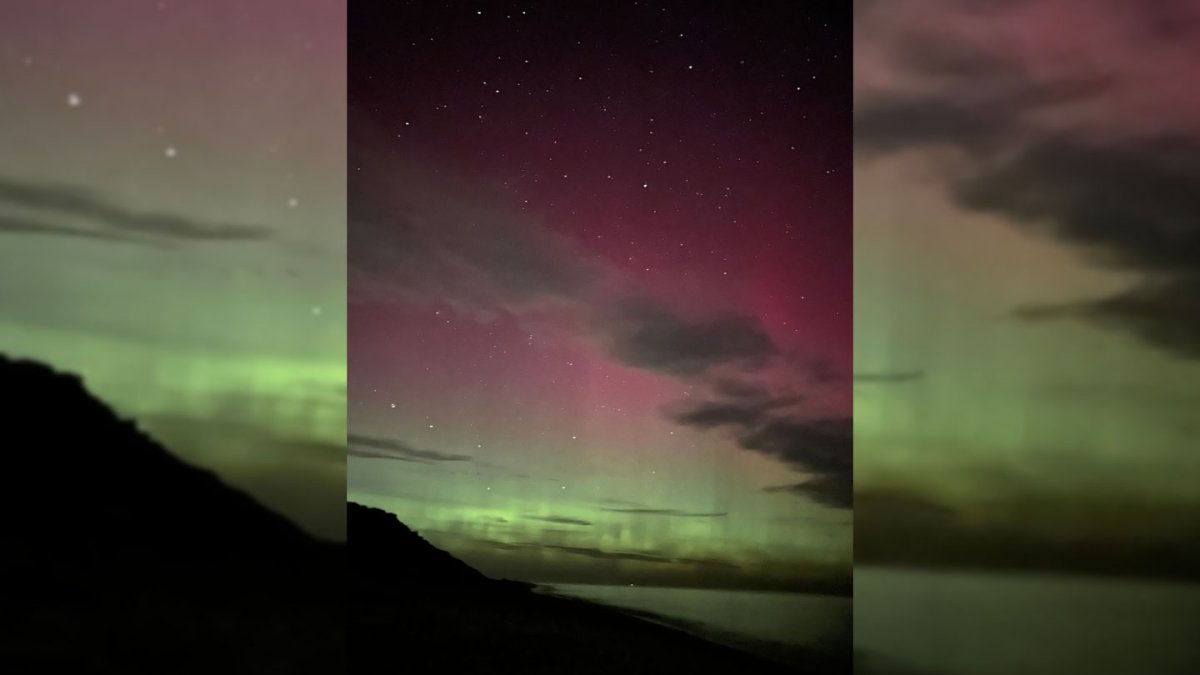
534,583 -> 848,673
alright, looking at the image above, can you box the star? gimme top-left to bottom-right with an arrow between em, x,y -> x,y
164,146 -> 178,158
287,197 -> 300,208
66,92 -> 82,107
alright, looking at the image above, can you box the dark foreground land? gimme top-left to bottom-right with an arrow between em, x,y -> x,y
2,355 -> 344,673
349,503 -> 850,675
6,559 -> 344,673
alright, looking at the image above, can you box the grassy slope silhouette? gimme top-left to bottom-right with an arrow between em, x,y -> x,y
1,354 -> 343,673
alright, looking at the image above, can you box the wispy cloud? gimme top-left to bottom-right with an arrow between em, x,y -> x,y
538,544 -> 675,565
347,433 -> 472,463
523,515 -> 593,526
600,508 -> 729,518
0,177 -> 273,244
349,155 -> 780,380
0,214 -> 155,245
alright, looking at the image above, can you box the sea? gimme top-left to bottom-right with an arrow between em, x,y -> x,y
540,582 -> 851,667
855,567 -> 1200,675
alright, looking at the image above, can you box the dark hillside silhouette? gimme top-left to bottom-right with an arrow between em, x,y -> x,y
3,354 -> 318,558
348,502 -> 490,588
0,354 -> 343,673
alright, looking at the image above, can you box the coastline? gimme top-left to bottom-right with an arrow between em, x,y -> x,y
352,582 -> 839,674
532,583 -> 849,673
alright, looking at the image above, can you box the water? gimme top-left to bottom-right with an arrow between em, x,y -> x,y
542,582 -> 850,664
855,567 -> 1200,675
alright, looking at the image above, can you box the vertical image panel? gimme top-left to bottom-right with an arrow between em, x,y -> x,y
0,1 -> 346,671
348,1 -> 852,672
854,1 -> 1200,674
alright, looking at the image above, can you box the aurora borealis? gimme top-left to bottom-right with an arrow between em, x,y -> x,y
854,0 -> 1200,577
5,8 -> 1199,670
348,1 -> 851,590
0,1 -> 346,540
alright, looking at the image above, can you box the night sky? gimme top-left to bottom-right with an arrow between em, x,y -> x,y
0,1 -> 346,540
854,0 -> 1200,577
348,1 -> 851,590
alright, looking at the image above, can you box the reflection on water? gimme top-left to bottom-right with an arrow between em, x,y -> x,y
545,582 -> 850,664
855,567 -> 1200,675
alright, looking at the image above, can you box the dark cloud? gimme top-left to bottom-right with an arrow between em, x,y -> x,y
667,384 -> 852,509
953,138 -> 1200,273
955,138 -> 1200,358
523,515 -> 593,526
667,394 -> 801,430
764,475 -> 854,509
855,73 -> 1112,157
855,96 -> 1013,155
670,402 -> 769,429
0,177 -> 272,243
600,508 -> 728,518
1016,278 -> 1200,358
854,371 -> 925,384
857,20 -> 1200,359
347,433 -> 473,463
740,418 -> 853,510
738,418 -> 852,476
599,297 -> 778,377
